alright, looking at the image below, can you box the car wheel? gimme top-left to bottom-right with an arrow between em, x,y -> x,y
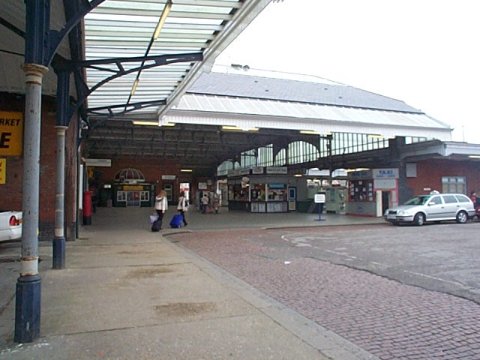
456,211 -> 468,224
414,213 -> 425,226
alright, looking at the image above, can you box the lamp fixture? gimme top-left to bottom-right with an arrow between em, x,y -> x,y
132,121 -> 176,127
345,168 -> 370,172
154,0 -> 173,40
299,130 -> 320,135
222,125 -> 258,132
161,122 -> 176,127
132,120 -> 158,126
130,78 -> 139,96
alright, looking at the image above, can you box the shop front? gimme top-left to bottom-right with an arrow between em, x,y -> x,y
346,168 -> 399,217
227,167 -> 294,213
112,183 -> 155,207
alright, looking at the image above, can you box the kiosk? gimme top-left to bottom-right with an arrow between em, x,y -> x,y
227,166 -> 294,213
346,168 -> 399,217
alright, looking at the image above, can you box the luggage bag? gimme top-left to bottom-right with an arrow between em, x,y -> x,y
170,214 -> 183,228
151,218 -> 162,232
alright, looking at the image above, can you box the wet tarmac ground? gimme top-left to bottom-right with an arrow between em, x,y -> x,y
168,223 -> 480,360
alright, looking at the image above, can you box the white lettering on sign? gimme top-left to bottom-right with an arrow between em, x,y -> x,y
373,168 -> 399,179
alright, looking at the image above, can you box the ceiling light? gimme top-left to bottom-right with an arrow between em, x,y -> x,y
299,130 -> 320,135
222,126 -> 258,132
154,0 -> 173,40
132,121 -> 158,126
180,169 -> 193,173
130,78 -> 139,96
345,168 -> 370,172
161,122 -> 176,127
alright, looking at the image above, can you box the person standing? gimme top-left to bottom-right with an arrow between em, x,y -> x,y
470,190 -> 478,210
177,191 -> 188,226
154,189 -> 168,230
212,192 -> 220,214
201,193 -> 209,213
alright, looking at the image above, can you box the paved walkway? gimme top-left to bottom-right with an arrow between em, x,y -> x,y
0,207 -> 380,359
170,227 -> 480,360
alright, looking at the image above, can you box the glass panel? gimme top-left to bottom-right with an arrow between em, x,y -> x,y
443,195 -> 457,204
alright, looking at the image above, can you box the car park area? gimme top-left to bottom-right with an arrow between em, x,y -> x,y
170,221 -> 480,359
384,193 -> 475,226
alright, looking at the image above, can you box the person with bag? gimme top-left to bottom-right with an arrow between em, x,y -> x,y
152,189 -> 168,231
176,191 -> 188,227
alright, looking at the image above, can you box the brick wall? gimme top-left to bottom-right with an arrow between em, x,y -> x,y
406,159 -> 480,195
0,94 -> 24,211
0,92 -> 79,241
90,155 -> 199,202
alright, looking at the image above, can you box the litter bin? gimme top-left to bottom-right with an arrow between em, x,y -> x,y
83,191 -> 92,225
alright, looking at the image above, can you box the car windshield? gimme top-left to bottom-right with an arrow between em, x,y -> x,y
404,195 -> 431,206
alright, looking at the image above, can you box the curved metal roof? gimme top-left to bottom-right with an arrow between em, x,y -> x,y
187,71 -> 423,113
164,71 -> 453,140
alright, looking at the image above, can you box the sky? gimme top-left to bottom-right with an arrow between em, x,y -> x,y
214,0 -> 480,144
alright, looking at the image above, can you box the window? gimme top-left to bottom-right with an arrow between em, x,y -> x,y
455,194 -> 471,203
428,196 -> 443,205
443,195 -> 458,204
441,177 -> 466,194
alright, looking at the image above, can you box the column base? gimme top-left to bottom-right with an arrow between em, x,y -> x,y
52,236 -> 65,269
14,274 -> 41,343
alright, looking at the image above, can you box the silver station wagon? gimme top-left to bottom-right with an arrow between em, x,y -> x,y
384,193 -> 475,226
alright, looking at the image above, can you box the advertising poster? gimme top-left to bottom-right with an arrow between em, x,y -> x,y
0,158 -> 5,184
0,111 -> 23,156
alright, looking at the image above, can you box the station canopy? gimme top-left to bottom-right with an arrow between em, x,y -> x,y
0,1 -> 455,175
81,1 -> 453,174
84,0 -> 271,120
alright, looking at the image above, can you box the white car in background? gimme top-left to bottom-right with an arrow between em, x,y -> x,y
0,211 -> 22,241
384,193 -> 475,226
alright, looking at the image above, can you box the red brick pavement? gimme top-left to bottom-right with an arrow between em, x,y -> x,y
169,229 -> 480,360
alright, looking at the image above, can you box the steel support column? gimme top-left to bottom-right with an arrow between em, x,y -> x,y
14,0 -> 105,343
15,63 -> 48,343
15,0 -> 49,343
53,126 -> 67,269
52,69 -> 70,269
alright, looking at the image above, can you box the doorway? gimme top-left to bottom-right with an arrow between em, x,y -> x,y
163,183 -> 173,204
382,191 -> 390,213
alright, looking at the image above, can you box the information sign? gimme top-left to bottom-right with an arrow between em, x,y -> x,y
314,193 -> 326,203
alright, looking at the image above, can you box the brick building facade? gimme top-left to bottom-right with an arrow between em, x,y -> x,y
406,158 -> 480,197
0,93 -> 79,241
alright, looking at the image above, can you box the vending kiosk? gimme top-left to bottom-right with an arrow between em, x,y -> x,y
346,168 -> 399,217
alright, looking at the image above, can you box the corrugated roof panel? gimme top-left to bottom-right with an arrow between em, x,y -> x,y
171,93 -> 452,139
188,71 -> 422,113
83,0 -> 271,116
